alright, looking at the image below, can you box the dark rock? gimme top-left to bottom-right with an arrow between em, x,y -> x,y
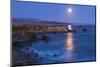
41,35 -> 49,42
82,28 -> 87,32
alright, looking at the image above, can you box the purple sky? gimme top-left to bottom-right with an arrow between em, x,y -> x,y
12,0 -> 96,25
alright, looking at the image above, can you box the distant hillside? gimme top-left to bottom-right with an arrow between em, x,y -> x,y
12,18 -> 71,26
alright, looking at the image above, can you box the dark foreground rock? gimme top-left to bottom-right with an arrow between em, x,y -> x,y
12,50 -> 39,66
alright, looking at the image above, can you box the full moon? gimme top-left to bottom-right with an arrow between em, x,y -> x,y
68,8 -> 72,13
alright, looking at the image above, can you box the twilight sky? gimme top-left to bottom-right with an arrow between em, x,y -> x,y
12,1 -> 96,25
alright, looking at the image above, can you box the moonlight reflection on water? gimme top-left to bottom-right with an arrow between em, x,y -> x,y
66,33 -> 74,51
66,33 -> 74,60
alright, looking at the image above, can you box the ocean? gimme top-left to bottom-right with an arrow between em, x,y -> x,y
12,26 -> 96,65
